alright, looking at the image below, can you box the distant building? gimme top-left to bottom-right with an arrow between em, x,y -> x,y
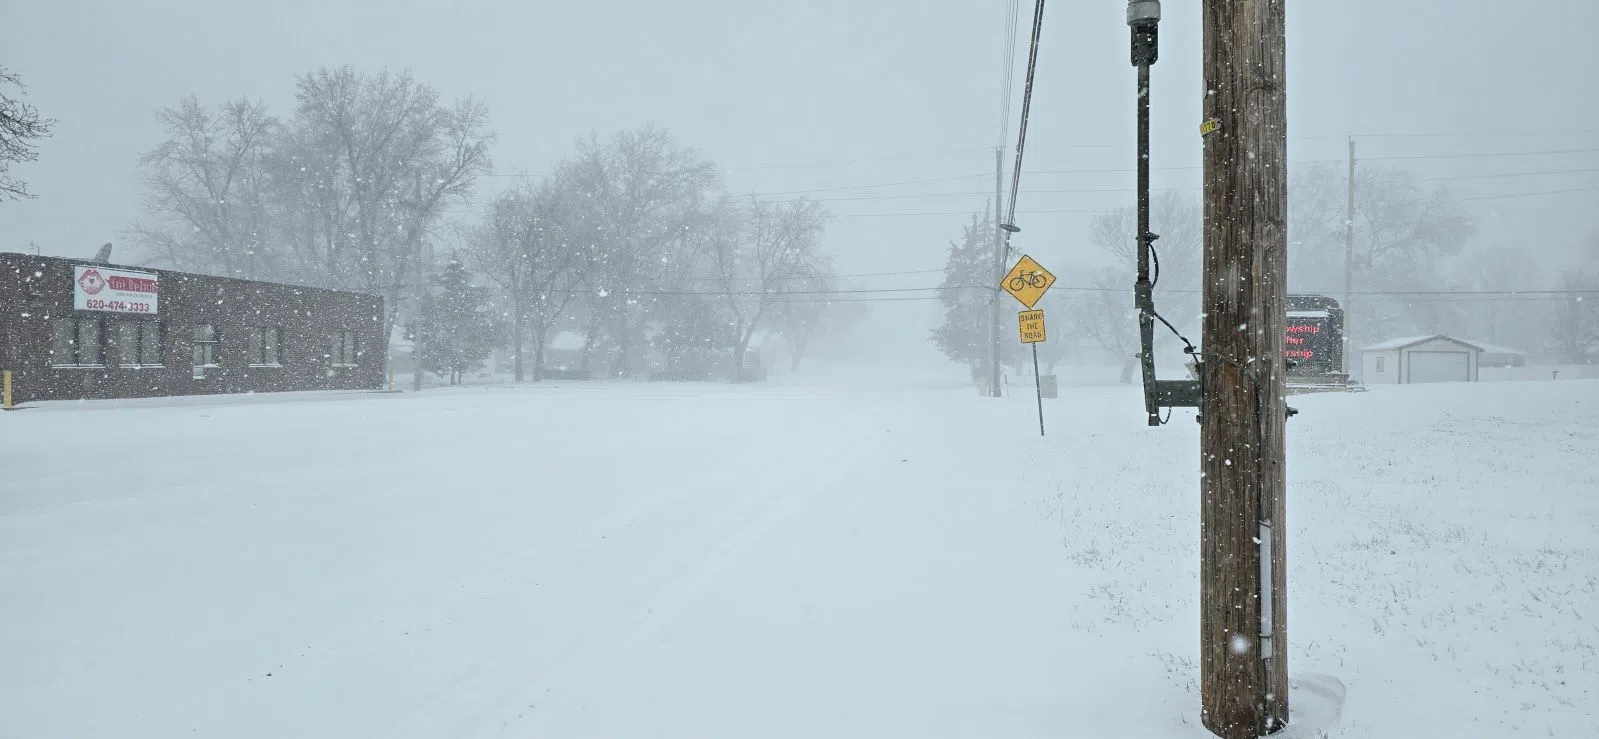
1467,341 -> 1531,368
0,253 -> 385,403
1361,335 -> 1482,384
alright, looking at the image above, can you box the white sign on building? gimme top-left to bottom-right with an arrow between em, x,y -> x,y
73,265 -> 160,315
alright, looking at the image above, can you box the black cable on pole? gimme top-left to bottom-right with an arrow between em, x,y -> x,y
1004,0 -> 1048,235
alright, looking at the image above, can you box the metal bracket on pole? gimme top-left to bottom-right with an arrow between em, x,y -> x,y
1135,246 -> 1203,421
1152,378 -> 1203,409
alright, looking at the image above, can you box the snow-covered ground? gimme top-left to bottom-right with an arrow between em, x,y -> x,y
1,376 -> 1594,738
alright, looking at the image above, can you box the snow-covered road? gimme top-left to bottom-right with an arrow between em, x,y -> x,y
2,379 -> 1595,738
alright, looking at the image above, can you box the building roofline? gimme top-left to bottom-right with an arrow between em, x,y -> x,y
0,252 -> 384,302
1361,334 -> 1485,352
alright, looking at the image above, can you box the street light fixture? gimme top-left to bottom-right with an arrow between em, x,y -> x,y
1128,0 -> 1161,66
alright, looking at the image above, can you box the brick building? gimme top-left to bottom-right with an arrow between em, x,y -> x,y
0,253 -> 385,403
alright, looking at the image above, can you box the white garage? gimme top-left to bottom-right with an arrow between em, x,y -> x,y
1361,335 -> 1482,384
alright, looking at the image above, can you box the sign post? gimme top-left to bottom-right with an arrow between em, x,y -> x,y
1018,309 -> 1047,436
1003,255 -> 1057,437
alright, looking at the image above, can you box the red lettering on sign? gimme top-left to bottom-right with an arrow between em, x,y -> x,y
108,275 -> 159,293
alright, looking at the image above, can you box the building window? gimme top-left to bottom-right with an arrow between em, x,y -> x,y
51,317 -> 103,366
248,326 -> 282,366
330,331 -> 358,366
1375,356 -> 1386,372
117,320 -> 163,367
193,324 -> 219,377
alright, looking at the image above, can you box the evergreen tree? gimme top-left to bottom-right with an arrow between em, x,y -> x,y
932,210 -> 1003,369
416,255 -> 502,385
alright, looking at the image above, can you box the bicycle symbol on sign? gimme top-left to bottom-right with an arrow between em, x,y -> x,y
1009,271 -> 1048,291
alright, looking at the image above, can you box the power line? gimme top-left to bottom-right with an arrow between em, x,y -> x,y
1456,186 -> 1599,201
466,150 -> 1599,204
759,168 -> 1599,204
1024,148 -> 1599,178
668,266 -> 949,284
730,147 -> 991,173
1004,0 -> 1047,230
485,279 -> 1599,299
834,208 -> 1107,218
998,0 -> 1022,149
1420,167 -> 1599,182
555,285 -> 973,297
474,135 -> 1599,182
1360,147 -> 1599,163
1040,285 -> 1599,296
1347,129 -> 1599,139
751,173 -> 987,197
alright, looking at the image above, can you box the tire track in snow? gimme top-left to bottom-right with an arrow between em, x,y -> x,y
357,426 -> 878,739
32,413 -> 804,738
415,427 -> 881,739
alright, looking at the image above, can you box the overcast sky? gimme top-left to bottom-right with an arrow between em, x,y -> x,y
4,0 -> 1597,357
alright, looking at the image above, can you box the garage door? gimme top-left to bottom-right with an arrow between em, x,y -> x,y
1407,351 -> 1470,383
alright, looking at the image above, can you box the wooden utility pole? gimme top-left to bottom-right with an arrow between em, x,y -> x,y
1343,136 -> 1357,371
1199,1 -> 1289,736
989,147 -> 1006,398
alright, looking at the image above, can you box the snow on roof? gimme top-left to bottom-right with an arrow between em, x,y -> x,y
1362,334 -> 1484,352
1459,340 -> 1529,356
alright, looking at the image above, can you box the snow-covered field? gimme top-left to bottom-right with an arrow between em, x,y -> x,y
2,375 -> 1595,738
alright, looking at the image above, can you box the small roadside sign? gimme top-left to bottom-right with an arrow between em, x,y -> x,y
1001,254 -> 1055,309
1018,309 -> 1046,344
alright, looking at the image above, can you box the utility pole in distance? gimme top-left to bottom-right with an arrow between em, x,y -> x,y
1343,136 -> 1357,373
989,146 -> 1006,397
1199,0 -> 1290,736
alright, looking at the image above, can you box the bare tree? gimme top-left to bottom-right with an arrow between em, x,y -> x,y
283,67 -> 492,350
133,96 -> 278,277
772,270 -> 838,372
1285,162 -> 1350,293
0,66 -> 56,201
132,67 -> 492,353
1289,163 -> 1474,343
561,125 -> 717,376
1070,267 -> 1142,383
1447,245 -> 1553,348
1084,191 -> 1202,371
1089,191 -> 1203,333
1549,229 -> 1599,363
467,181 -> 581,381
706,196 -> 830,376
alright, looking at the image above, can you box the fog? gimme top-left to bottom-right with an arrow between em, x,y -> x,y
4,5 -> 1599,736
4,0 -> 1597,369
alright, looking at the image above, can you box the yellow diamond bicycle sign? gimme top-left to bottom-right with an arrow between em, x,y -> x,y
1001,254 -> 1055,309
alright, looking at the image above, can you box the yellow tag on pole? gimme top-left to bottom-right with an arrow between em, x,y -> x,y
1001,255 -> 1056,309
1018,309 -> 1046,344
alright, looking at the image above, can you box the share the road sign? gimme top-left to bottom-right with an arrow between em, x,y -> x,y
1018,309 -> 1046,344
